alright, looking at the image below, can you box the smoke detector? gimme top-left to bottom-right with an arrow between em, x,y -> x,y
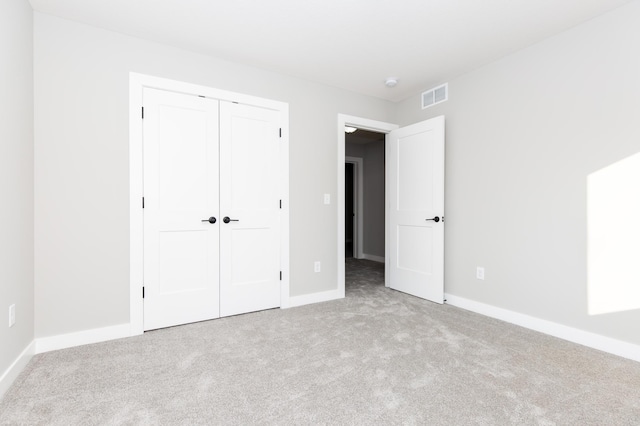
385,77 -> 398,88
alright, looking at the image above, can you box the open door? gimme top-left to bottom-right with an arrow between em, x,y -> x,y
385,116 -> 445,303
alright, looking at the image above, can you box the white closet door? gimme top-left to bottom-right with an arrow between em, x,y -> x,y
386,116 -> 445,303
219,102 -> 281,317
143,88 -> 220,331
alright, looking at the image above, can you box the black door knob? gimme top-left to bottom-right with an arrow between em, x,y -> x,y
201,217 -> 217,224
223,216 -> 239,224
425,216 -> 440,222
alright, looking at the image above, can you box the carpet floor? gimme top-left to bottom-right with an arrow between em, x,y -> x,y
1,259 -> 639,425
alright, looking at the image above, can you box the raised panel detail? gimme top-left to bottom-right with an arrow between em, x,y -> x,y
230,228 -> 274,286
159,231 -> 208,294
158,106 -> 210,211
229,116 -> 278,211
397,225 -> 433,275
397,131 -> 434,211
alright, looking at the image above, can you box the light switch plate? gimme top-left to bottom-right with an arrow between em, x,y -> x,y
9,304 -> 15,327
323,194 -> 331,205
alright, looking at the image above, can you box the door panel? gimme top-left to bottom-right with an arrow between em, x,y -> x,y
219,102 -> 281,317
397,225 -> 433,274
143,88 -> 220,330
158,231 -> 209,293
398,134 -> 434,211
386,116 -> 445,303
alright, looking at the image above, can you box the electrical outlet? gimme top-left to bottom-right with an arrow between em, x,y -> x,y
476,267 -> 485,280
314,261 -> 321,272
9,304 -> 15,327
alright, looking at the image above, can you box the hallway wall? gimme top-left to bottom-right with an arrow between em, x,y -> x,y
346,139 -> 385,259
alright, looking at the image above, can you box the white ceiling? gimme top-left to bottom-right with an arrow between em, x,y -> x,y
29,0 -> 633,102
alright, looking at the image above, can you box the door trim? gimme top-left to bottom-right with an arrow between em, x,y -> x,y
345,156 -> 363,259
337,114 -> 397,299
129,73 -> 290,335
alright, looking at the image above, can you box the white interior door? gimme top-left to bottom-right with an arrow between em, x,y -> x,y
386,116 -> 445,303
143,88 -> 220,330
219,101 -> 281,317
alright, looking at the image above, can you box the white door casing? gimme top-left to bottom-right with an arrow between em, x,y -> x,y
219,101 -> 282,317
386,116 -> 445,303
143,88 -> 220,330
336,115 -> 398,302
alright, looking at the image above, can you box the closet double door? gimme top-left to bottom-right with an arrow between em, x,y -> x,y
142,88 -> 281,331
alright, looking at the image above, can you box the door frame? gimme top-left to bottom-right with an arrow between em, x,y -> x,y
129,73 -> 290,336
337,114 -> 397,298
345,156 -> 363,259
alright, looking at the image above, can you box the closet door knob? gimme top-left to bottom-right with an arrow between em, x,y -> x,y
425,216 -> 440,222
201,217 -> 217,224
223,217 -> 239,224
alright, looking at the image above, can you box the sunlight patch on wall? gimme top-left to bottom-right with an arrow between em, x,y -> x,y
587,152 -> 640,315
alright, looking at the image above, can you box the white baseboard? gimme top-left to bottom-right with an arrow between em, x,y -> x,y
362,254 -> 385,263
0,341 -> 35,399
286,289 -> 343,308
445,293 -> 640,363
35,323 -> 131,354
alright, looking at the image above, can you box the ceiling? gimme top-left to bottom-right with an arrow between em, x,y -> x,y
29,0 -> 633,102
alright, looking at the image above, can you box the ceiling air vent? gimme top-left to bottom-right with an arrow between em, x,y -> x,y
422,83 -> 448,109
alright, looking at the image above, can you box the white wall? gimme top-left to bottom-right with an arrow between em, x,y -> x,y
0,0 -> 34,380
395,1 -> 640,345
33,13 -> 394,338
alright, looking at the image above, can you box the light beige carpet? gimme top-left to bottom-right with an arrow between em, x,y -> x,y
1,259 -> 639,425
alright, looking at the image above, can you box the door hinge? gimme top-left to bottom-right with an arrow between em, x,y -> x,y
279,128 -> 282,138
280,271 -> 282,281
141,106 -> 144,119
142,197 -> 145,208
142,286 -> 145,298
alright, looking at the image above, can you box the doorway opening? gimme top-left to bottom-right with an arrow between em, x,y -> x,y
345,130 -> 385,262
345,129 -> 386,293
339,114 -> 445,305
337,115 -> 398,299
